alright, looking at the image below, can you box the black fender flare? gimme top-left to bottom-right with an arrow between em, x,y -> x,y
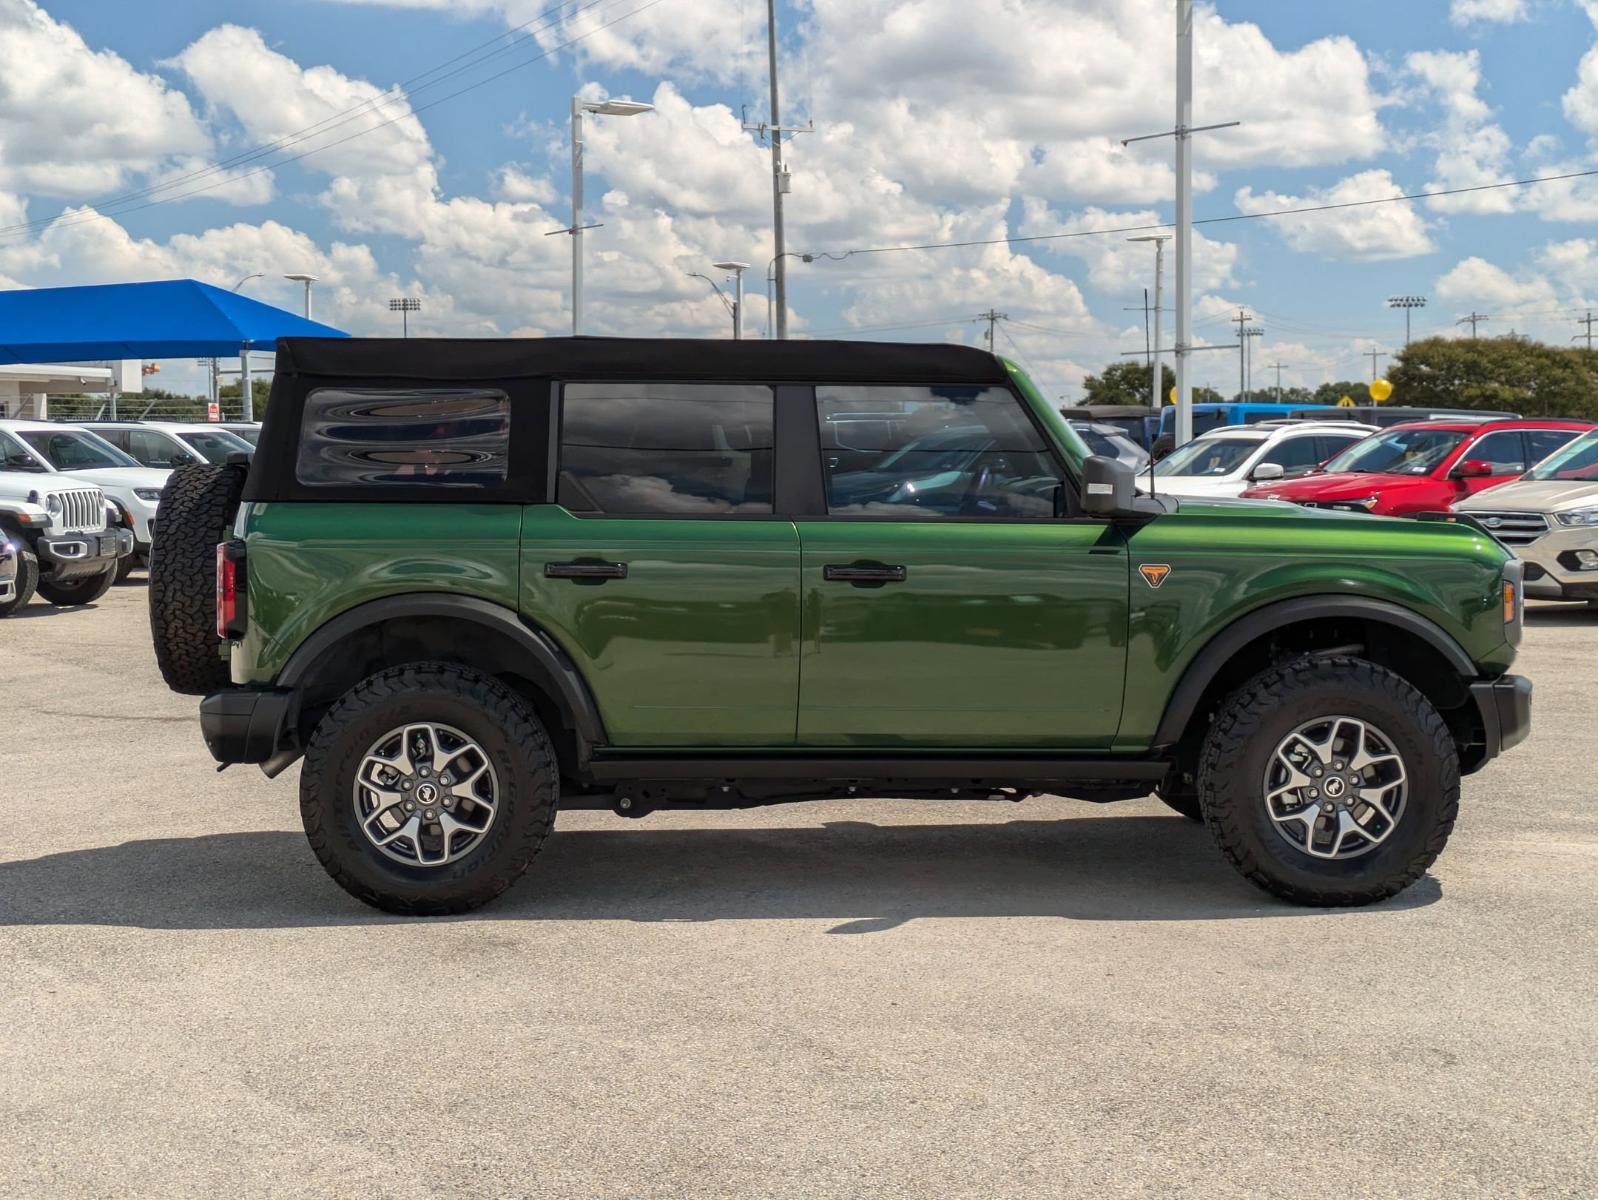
1151,595 -> 1478,749
277,592 -> 608,748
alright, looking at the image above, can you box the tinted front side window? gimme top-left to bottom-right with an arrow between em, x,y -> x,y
816,385 -> 1061,519
1466,431 -> 1527,475
296,388 -> 510,487
557,383 -> 774,515
1260,436 -> 1329,473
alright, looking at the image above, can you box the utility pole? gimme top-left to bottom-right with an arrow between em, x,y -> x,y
1120,0 -> 1239,448
1388,295 -> 1427,346
977,309 -> 1008,352
1457,312 -> 1490,339
1365,348 -> 1387,381
1232,309 -> 1254,402
1245,325 -> 1263,398
741,2 -> 810,339
1268,362 -> 1288,402
1576,311 -> 1598,351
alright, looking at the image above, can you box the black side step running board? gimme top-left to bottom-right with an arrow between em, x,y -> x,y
583,756 -> 1170,786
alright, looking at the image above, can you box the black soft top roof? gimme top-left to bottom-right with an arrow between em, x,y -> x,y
275,336 -> 1010,386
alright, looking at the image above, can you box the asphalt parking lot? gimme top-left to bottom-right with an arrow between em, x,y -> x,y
2,578 -> 1596,1199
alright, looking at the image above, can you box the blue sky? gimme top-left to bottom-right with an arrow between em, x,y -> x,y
5,0 -> 1598,398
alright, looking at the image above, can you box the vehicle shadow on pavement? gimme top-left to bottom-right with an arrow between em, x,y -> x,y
1524,603 -> 1598,625
0,815 -> 1440,932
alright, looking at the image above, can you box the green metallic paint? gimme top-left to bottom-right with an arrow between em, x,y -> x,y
795,520 -> 1129,748
519,506 -> 801,747
1113,498 -> 1514,749
235,502 -> 523,685
232,363 -> 1518,762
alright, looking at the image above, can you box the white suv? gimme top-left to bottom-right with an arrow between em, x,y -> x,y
1454,426 -> 1598,605
0,419 -> 170,563
84,421 -> 255,469
1148,420 -> 1377,499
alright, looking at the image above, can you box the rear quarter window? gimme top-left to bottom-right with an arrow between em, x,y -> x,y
295,388 -> 511,487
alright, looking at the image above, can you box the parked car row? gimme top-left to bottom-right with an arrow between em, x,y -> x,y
1141,413 -> 1598,606
0,418 -> 258,615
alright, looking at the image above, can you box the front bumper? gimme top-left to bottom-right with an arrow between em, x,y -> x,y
1468,674 -> 1532,768
36,527 -> 132,578
200,688 -> 295,768
1515,531 -> 1598,599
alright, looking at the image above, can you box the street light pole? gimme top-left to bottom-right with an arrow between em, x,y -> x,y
231,272 -> 264,293
556,96 -> 654,336
389,297 -> 421,338
1129,235 -> 1169,414
285,273 -> 318,319
1388,295 -> 1427,347
714,261 -> 750,340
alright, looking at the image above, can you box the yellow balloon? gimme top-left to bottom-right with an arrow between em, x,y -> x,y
1167,386 -> 1177,405
1369,378 -> 1393,403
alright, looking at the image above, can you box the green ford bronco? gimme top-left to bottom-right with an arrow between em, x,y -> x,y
147,337 -> 1530,915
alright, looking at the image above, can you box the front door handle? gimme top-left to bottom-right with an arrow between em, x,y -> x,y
823,563 -> 907,584
545,560 -> 628,581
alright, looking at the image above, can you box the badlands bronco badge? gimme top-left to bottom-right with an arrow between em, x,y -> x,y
1139,564 -> 1173,589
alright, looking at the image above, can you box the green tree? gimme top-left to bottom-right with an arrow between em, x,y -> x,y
217,378 -> 273,420
1388,335 -> 1598,418
1313,380 -> 1372,407
1081,360 -> 1176,406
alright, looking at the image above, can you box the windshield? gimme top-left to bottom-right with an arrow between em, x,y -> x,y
226,426 -> 261,447
1526,428 -> 1598,481
17,429 -> 138,470
1155,436 -> 1259,477
1320,427 -> 1467,477
178,428 -> 254,464
1075,428 -> 1125,459
874,425 -> 990,474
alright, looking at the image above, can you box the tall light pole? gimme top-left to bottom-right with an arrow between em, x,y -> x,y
389,297 -> 421,338
285,273 -> 318,319
1388,295 -> 1427,346
765,0 -> 789,339
688,271 -> 740,339
764,251 -> 811,338
713,261 -> 750,340
1121,2 -> 1237,448
1129,235 -> 1170,413
231,272 -> 264,293
553,96 -> 654,336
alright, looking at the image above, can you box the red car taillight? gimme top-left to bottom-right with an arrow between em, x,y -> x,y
216,540 -> 246,640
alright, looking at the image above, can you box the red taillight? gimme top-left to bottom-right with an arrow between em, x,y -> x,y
216,542 -> 236,639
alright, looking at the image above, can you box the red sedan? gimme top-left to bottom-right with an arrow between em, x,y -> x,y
1240,418 -> 1593,515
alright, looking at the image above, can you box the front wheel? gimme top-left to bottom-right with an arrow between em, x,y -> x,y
300,663 -> 560,915
0,549 -> 38,617
36,564 -> 116,607
1198,656 -> 1458,907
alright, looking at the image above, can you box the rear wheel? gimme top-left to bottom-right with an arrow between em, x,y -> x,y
1198,656 -> 1457,907
148,464 -> 245,694
299,663 -> 560,915
0,548 -> 38,617
36,565 -> 116,607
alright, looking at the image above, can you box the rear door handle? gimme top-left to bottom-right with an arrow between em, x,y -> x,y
545,561 -> 628,581
823,563 -> 907,584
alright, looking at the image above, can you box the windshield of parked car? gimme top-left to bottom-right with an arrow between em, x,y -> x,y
16,429 -> 138,470
1155,436 -> 1258,477
1073,427 -> 1129,460
178,428 -> 254,464
1525,428 -> 1598,481
1319,427 -> 1468,477
873,425 -> 990,474
225,426 -> 261,446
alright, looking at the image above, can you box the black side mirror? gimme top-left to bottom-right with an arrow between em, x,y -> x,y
1081,455 -> 1172,519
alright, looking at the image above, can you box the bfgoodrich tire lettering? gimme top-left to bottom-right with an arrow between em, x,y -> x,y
1197,656 -> 1458,907
299,663 -> 559,915
147,464 -> 245,695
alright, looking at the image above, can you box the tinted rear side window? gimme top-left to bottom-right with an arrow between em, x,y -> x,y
296,388 -> 510,487
557,383 -> 775,515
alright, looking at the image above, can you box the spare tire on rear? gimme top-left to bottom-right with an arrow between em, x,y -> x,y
149,463 -> 246,695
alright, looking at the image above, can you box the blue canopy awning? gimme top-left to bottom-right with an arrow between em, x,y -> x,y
0,278 -> 348,365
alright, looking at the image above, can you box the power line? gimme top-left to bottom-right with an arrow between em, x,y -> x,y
0,0 -> 671,243
802,167 -> 1598,261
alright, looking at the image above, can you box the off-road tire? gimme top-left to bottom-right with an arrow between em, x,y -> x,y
0,548 -> 38,617
300,663 -> 560,915
36,564 -> 116,607
1197,655 -> 1458,907
148,463 -> 245,695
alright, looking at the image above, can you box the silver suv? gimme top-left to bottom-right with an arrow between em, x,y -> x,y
1454,426 -> 1598,604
